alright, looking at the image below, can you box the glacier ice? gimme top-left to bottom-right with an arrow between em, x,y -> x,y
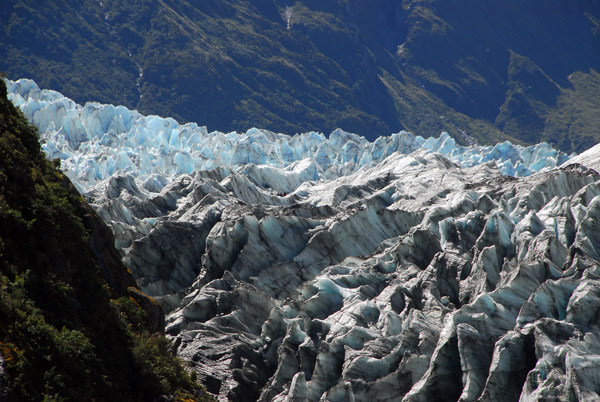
6,78 -> 573,198
7,77 -> 600,402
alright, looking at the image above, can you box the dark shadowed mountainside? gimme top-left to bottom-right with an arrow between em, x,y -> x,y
0,78 -> 211,401
1,0 -> 599,151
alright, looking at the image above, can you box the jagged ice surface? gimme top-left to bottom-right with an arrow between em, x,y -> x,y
6,79 -> 572,196
7,78 -> 600,402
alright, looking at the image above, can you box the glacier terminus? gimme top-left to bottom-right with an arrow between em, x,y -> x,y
7,78 -> 600,401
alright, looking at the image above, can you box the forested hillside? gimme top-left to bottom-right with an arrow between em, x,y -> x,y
0,78 -> 211,402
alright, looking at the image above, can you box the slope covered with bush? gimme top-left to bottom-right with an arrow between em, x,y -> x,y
0,78 -> 211,401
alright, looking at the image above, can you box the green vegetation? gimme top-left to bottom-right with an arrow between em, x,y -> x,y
1,0 -> 599,152
542,70 -> 600,152
0,79 -> 212,401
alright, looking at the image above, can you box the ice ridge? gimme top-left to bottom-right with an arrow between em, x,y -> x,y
6,78 -> 572,196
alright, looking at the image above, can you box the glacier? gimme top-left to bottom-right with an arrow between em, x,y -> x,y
6,79 -> 572,197
7,78 -> 600,402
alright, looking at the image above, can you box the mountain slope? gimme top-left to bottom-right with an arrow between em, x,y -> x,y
0,79 -> 209,401
2,0 -> 599,152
